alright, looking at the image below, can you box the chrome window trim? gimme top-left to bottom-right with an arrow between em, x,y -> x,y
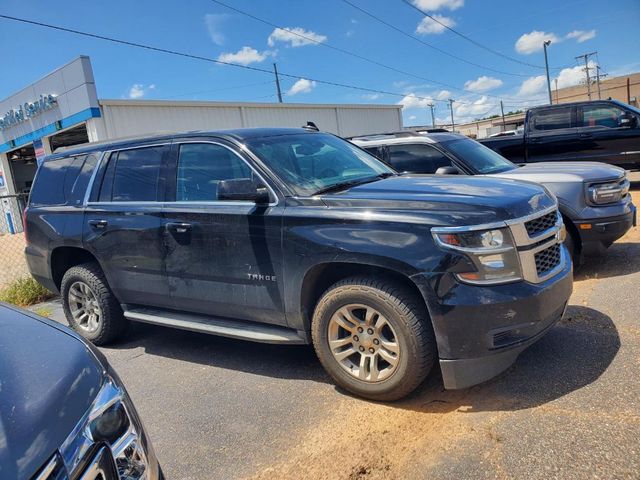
83,150 -> 107,206
172,140 -> 279,207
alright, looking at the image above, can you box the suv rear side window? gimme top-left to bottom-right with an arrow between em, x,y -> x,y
176,143 -> 252,201
30,155 -> 95,206
98,147 -> 164,202
386,144 -> 451,173
530,107 -> 574,131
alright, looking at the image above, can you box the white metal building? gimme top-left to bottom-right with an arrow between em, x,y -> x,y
0,56 -> 403,203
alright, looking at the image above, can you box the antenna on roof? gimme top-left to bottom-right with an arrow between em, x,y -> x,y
302,121 -> 319,132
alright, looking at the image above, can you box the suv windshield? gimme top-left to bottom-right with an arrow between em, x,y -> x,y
443,138 -> 516,174
245,133 -> 394,196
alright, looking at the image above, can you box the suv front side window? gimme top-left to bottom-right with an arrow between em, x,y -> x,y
386,144 -> 451,173
176,143 -> 252,201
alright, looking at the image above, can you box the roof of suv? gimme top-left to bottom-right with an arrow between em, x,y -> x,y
47,127 -> 319,160
350,131 -> 464,147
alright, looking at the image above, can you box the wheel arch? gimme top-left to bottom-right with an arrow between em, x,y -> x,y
298,261 -> 430,334
50,246 -> 102,290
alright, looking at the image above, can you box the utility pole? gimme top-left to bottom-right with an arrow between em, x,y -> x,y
595,66 -> 607,100
500,100 -> 506,131
543,40 -> 553,105
554,78 -> 559,104
575,52 -> 597,101
448,99 -> 455,132
427,103 -> 435,128
273,63 -> 283,103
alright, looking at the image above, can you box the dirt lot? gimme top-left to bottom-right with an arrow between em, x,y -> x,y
36,188 -> 640,479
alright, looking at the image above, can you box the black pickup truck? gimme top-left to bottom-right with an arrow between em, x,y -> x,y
25,128 -> 572,401
480,100 -> 640,170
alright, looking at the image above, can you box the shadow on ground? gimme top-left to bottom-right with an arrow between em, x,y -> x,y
576,241 -> 640,281
105,304 -> 619,414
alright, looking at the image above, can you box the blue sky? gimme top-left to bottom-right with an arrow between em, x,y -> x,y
1,0 -> 639,125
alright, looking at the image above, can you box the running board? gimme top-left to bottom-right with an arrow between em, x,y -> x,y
123,307 -> 307,345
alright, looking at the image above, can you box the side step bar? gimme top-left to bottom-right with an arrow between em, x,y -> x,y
123,307 -> 307,345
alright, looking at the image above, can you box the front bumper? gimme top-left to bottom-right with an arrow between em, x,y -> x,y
413,254 -> 573,389
575,204 -> 636,255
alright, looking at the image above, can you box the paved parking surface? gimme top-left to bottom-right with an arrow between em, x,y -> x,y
43,188 -> 640,480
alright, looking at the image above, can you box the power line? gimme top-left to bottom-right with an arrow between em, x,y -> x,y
208,0 -> 539,102
168,80 -> 275,99
399,0 -> 549,70
340,0 -> 531,78
0,14 -> 458,105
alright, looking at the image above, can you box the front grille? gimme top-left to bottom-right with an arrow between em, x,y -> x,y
525,210 -> 557,237
534,243 -> 561,276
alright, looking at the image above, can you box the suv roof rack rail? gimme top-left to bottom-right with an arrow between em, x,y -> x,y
347,129 -> 450,141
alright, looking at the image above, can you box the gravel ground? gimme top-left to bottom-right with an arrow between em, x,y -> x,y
37,188 -> 640,480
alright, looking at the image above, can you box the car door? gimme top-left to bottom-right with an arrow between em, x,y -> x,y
384,143 -> 455,173
83,143 -> 172,308
162,139 -> 286,326
525,105 -> 583,163
577,102 -> 640,168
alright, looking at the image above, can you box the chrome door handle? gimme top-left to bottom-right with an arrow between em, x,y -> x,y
166,222 -> 192,233
89,219 -> 108,229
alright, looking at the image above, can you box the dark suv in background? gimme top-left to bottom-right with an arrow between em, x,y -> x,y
25,128 -> 572,401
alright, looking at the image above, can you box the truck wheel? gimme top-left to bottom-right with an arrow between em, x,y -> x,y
312,276 -> 436,401
61,263 -> 127,345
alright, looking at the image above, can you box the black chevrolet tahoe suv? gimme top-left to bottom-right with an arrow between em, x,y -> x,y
480,100 -> 640,170
25,128 -> 573,401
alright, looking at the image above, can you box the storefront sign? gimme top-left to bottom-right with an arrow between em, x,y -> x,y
0,94 -> 58,131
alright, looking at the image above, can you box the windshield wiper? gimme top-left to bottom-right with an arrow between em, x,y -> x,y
313,172 -> 395,195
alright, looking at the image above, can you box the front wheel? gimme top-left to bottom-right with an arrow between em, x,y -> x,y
311,276 -> 436,401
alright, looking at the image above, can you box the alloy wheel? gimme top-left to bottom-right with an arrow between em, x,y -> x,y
68,281 -> 102,333
327,304 -> 400,383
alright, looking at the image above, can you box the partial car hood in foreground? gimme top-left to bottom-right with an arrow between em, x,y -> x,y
492,161 -> 625,184
0,304 -> 103,480
320,175 -> 555,225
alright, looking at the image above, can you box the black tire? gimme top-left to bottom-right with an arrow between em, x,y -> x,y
311,276 -> 436,401
61,262 -> 127,345
564,228 -> 581,268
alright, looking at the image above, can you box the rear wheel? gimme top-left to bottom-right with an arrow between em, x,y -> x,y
312,276 -> 436,401
61,263 -> 127,345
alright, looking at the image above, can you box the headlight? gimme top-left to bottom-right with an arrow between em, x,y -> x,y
61,375 -> 159,480
432,226 -> 522,284
587,178 -> 630,205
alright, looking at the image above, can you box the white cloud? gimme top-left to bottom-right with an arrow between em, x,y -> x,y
436,90 -> 451,100
361,93 -> 381,100
217,47 -> 270,66
515,30 -> 560,54
412,0 -> 464,11
517,75 -> 547,97
555,61 -> 597,89
268,27 -> 327,47
288,78 -> 317,95
464,76 -> 503,92
397,93 -> 435,109
204,13 -> 229,45
516,61 -> 598,98
566,29 -> 596,43
128,83 -> 155,99
416,14 -> 456,35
